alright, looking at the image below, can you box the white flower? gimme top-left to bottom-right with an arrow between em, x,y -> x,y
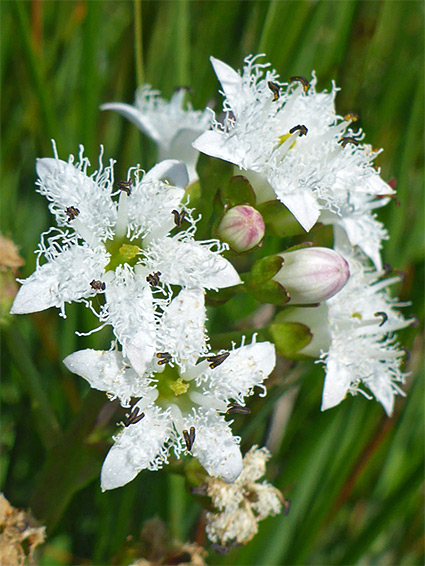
63,289 -> 276,490
205,445 -> 284,547
280,233 -> 412,416
11,144 -> 241,374
193,55 -> 395,269
101,86 -> 213,184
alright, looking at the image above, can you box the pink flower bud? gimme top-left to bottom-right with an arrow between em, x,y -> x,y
217,205 -> 265,253
273,247 -> 350,304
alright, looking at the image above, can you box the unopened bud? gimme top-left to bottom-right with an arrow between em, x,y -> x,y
217,205 -> 265,253
273,247 -> 350,304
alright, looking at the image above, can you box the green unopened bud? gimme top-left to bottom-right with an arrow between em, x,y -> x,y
274,247 -> 350,304
217,205 -> 265,253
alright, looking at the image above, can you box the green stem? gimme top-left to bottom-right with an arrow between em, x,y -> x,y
4,322 -> 61,450
168,473 -> 186,542
134,0 -> 144,85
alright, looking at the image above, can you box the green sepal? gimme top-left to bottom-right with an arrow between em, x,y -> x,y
283,241 -> 314,253
243,255 -> 290,305
184,180 -> 201,206
247,278 -> 291,305
249,255 -> 283,285
206,283 -> 245,305
269,321 -> 312,358
257,200 -> 305,237
221,175 -> 256,207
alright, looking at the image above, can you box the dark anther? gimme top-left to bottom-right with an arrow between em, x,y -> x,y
344,112 -> 359,122
65,206 -> 80,221
268,81 -> 280,102
211,539 -> 241,555
339,137 -> 360,148
172,209 -> 186,227
117,180 -> 132,195
146,271 -> 161,286
206,351 -> 230,369
374,312 -> 388,327
90,279 -> 106,291
190,484 -> 209,497
289,76 -> 310,93
401,347 -> 411,363
156,352 -> 172,365
409,316 -> 420,328
383,263 -> 393,276
183,427 -> 196,451
227,402 -> 251,415
289,124 -> 308,137
13,520 -> 29,533
283,499 -> 291,516
125,406 -> 145,427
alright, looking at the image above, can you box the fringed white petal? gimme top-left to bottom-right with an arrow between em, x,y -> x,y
190,410 -> 243,483
156,289 -> 208,367
207,339 -> 276,404
104,268 -> 156,375
142,160 -> 189,189
10,244 -> 107,315
63,348 -> 144,406
100,102 -> 153,137
101,404 -> 172,490
36,155 -> 116,240
210,56 -> 244,117
147,237 -> 241,290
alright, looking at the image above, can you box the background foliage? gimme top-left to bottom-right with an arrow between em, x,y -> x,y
1,1 -> 423,564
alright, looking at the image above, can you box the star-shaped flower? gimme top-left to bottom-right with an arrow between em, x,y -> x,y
280,231 -> 413,416
11,144 -> 241,374
63,289 -> 276,489
193,55 -> 395,269
101,86 -> 213,184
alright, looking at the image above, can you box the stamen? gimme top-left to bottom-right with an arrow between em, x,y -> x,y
125,406 -> 145,427
339,137 -> 360,148
172,209 -> 186,227
289,124 -> 308,137
90,279 -> 106,291
206,351 -> 230,369
289,76 -> 310,93
117,180 -> 132,196
374,312 -> 388,327
183,426 -> 196,451
156,352 -> 172,365
65,206 -> 80,221
267,81 -> 280,101
344,112 -> 359,122
227,402 -> 251,415
283,499 -> 291,516
146,271 -> 161,286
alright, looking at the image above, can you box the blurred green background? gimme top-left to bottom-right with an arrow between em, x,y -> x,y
1,1 -> 423,564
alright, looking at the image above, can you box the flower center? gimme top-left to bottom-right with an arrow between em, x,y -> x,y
154,364 -> 194,412
104,236 -> 141,270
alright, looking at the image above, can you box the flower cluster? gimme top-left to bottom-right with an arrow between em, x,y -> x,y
10,53 -> 412,550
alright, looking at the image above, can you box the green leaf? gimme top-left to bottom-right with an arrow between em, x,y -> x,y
269,321 -> 312,357
257,200 -> 306,237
